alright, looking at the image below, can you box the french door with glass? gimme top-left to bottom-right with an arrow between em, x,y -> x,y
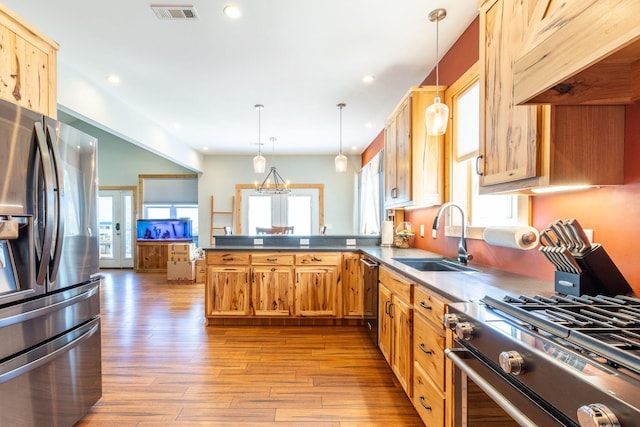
98,189 -> 134,268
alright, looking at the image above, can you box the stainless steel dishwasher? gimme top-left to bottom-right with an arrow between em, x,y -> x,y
360,257 -> 379,346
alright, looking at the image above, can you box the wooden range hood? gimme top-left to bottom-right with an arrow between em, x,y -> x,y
513,0 -> 640,105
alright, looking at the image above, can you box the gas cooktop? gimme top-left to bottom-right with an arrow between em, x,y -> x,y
483,293 -> 640,376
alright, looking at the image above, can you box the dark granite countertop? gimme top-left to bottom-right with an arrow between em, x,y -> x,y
204,235 -> 555,304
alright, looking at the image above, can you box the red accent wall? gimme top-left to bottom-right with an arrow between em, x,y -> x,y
361,130 -> 384,165
360,15 -> 640,293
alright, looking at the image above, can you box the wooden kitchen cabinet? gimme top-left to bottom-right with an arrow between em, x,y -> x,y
478,0 -> 624,194
385,97 -> 410,206
384,87 -> 445,208
412,285 -> 450,426
205,251 -> 346,322
514,0 -> 640,105
251,253 -> 294,316
205,252 -> 251,322
342,252 -> 363,318
378,266 -> 413,397
413,362 -> 446,427
0,4 -> 58,117
205,266 -> 251,318
252,266 -> 294,316
294,253 -> 340,317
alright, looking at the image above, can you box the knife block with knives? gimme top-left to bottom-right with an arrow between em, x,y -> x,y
540,219 -> 632,297
554,244 -> 631,297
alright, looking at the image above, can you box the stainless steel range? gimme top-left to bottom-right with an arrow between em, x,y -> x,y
445,293 -> 640,426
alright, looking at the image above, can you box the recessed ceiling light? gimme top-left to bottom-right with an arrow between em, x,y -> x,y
223,5 -> 241,18
351,146 -> 358,151
106,74 -> 120,84
173,123 -> 182,129
364,122 -> 373,128
202,147 -> 209,151
362,74 -> 376,83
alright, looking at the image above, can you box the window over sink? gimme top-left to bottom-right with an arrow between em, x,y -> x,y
444,62 -> 530,238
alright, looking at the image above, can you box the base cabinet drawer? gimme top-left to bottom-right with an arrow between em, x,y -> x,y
413,361 -> 445,427
414,313 -> 446,391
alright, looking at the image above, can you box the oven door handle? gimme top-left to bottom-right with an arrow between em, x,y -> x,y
445,348 -> 538,427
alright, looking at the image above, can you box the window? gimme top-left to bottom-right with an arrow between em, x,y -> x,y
358,151 -> 383,234
445,62 -> 529,237
237,184 -> 323,235
138,174 -> 199,241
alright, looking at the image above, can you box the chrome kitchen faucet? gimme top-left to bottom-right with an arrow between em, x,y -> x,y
432,202 -> 473,264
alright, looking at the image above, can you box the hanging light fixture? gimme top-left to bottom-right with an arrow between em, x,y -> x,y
335,103 -> 347,173
253,104 -> 266,173
255,137 -> 291,194
425,8 -> 449,136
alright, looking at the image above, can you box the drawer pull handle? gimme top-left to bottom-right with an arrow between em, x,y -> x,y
222,257 -> 234,261
419,397 -> 432,411
419,343 -> 433,355
419,301 -> 433,310
266,258 -> 278,261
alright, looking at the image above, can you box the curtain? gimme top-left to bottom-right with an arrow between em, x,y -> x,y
358,151 -> 383,234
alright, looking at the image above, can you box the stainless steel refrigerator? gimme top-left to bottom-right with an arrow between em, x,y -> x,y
0,98 -> 102,426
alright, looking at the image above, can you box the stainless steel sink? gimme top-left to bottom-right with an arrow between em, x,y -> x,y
392,257 -> 478,273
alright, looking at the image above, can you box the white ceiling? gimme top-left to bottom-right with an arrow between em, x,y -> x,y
4,0 -> 478,162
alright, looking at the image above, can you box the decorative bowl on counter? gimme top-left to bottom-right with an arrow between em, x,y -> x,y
394,222 -> 414,248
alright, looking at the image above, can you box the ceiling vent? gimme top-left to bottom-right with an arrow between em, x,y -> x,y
150,5 -> 199,20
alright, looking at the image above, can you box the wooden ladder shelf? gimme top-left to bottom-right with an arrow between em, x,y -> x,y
210,195 -> 234,244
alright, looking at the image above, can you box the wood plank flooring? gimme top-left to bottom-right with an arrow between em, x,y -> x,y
75,269 -> 423,426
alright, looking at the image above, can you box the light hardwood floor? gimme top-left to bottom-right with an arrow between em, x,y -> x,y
75,269 -> 423,426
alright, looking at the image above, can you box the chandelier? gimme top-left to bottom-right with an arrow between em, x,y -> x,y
255,137 -> 291,194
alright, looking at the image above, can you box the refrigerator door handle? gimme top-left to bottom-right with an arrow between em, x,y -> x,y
0,283 -> 98,328
45,124 -> 65,282
32,123 -> 55,286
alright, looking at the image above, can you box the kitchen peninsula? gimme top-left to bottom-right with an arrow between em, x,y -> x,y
204,235 -> 555,426
204,235 -> 555,324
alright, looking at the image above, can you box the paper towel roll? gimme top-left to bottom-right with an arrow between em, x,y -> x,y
381,221 -> 394,246
482,226 -> 539,250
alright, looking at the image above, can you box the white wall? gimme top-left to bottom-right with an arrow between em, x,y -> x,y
199,154 -> 361,240
58,112 -> 196,186
57,63 -> 204,172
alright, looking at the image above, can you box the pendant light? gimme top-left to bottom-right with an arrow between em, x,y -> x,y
335,103 -> 347,173
253,104 -> 266,173
256,137 -> 291,194
425,8 -> 449,136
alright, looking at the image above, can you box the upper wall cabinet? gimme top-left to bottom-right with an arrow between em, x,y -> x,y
478,0 -> 625,195
514,0 -> 640,105
0,4 -> 58,117
384,86 -> 445,208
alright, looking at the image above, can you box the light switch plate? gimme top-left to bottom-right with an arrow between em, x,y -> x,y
253,238 -> 263,246
420,224 -> 425,238
346,238 -> 356,246
300,238 -> 310,246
